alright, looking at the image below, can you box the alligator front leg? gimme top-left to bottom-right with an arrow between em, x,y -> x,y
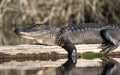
100,29 -> 119,54
60,39 -> 77,62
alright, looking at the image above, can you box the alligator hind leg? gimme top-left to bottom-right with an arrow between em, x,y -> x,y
100,29 -> 119,54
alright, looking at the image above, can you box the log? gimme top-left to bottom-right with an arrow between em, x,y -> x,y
0,44 -> 120,55
0,44 -> 120,59
0,59 -> 102,70
0,44 -> 120,70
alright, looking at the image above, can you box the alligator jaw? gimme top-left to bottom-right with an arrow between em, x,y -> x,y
21,35 -> 34,39
14,28 -> 34,39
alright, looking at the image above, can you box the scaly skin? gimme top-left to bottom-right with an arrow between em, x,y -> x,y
57,23 -> 120,44
14,23 -> 120,59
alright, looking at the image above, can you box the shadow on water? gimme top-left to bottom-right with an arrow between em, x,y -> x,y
0,56 -> 120,75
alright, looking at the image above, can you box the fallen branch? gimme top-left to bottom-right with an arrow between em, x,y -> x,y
0,44 -> 120,55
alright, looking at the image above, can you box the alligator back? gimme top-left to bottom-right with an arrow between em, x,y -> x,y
60,23 -> 120,44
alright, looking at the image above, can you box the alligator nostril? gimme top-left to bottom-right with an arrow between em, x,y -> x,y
14,28 -> 21,34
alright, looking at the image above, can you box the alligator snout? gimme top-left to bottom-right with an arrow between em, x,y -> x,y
14,28 -> 22,35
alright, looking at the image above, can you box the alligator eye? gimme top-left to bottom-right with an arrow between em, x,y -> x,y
30,25 -> 41,30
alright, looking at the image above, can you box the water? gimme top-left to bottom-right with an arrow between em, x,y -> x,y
0,57 -> 120,75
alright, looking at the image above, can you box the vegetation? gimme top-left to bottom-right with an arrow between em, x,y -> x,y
0,0 -> 120,45
79,51 -> 103,60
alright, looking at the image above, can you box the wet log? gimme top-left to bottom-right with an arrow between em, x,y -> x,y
0,59 -> 102,70
0,58 -> 120,70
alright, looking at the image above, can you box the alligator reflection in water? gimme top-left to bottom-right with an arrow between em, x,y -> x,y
0,57 -> 120,75
39,57 -> 120,75
101,57 -> 120,75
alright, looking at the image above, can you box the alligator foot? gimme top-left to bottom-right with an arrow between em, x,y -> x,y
101,45 -> 118,54
100,29 -> 119,54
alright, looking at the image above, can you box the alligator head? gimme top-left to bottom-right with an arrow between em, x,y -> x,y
14,24 -> 60,45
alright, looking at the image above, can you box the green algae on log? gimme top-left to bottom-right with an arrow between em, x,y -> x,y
79,51 -> 103,60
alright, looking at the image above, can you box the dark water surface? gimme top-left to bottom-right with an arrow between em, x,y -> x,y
0,57 -> 120,75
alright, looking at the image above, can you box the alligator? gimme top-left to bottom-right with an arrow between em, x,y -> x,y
14,23 -> 120,59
